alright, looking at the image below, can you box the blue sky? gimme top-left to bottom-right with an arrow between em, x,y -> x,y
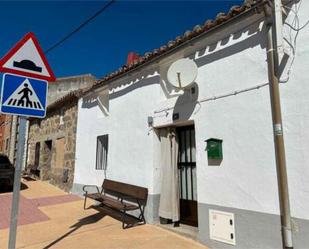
0,1 -> 242,79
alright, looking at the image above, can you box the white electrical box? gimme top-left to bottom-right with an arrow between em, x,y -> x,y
209,209 -> 236,245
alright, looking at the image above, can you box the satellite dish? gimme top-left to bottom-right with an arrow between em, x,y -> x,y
167,58 -> 198,89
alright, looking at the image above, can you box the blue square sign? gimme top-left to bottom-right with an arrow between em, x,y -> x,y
0,73 -> 47,118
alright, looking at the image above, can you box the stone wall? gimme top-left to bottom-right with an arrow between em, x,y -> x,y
27,99 -> 78,192
0,115 -> 13,156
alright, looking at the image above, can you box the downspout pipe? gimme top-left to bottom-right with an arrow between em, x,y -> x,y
264,2 -> 293,249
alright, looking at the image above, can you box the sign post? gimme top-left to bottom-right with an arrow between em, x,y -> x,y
0,32 -> 55,249
7,117 -> 26,249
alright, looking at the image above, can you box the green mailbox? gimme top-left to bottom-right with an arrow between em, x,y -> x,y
205,138 -> 223,160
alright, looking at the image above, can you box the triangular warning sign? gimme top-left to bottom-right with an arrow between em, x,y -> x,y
3,78 -> 44,110
0,32 -> 56,81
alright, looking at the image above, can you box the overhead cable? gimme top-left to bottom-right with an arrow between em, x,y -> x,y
45,0 -> 115,54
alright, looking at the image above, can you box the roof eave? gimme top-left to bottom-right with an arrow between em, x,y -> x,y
83,0 -> 268,97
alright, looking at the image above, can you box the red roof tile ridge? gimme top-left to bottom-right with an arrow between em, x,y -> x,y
87,0 -> 267,93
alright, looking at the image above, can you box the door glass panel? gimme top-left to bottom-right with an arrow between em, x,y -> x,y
191,129 -> 196,162
180,131 -> 186,163
192,167 -> 197,201
187,167 -> 192,200
181,167 -> 186,199
178,168 -> 181,197
186,130 -> 191,162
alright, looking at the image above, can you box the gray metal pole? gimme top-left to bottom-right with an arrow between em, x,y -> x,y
8,116 -> 27,249
265,6 -> 293,248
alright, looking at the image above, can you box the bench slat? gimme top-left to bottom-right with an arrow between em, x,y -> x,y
103,179 -> 148,201
102,198 -> 138,211
85,193 -> 104,201
85,193 -> 139,211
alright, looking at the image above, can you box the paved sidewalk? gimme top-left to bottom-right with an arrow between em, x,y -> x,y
0,179 -> 208,249
0,182 -> 80,229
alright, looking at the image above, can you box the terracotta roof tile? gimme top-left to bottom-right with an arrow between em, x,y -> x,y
84,0 -> 267,94
152,48 -> 161,55
46,90 -> 82,111
229,5 -> 245,16
175,36 -> 183,43
193,25 -> 203,34
205,19 -> 214,27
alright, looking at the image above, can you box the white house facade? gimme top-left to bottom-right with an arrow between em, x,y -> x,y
72,1 -> 309,248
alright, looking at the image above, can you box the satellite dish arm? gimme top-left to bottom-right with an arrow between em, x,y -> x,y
161,79 -> 184,97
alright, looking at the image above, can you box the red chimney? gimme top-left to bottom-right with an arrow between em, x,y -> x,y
127,52 -> 141,66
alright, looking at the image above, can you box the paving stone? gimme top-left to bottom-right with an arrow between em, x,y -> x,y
0,180 -> 207,249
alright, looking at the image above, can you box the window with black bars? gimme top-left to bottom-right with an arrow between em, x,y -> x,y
96,134 -> 108,170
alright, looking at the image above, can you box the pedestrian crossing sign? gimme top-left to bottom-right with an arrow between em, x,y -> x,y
0,73 -> 47,118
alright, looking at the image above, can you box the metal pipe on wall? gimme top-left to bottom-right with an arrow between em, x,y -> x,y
264,1 -> 293,248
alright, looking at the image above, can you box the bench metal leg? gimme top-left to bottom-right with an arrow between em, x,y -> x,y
137,201 -> 146,225
121,210 -> 135,229
83,196 -> 87,210
122,210 -> 127,229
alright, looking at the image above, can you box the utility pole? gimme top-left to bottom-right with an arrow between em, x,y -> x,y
264,1 -> 293,248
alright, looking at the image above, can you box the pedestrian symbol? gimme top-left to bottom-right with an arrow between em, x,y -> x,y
4,78 -> 44,110
1,73 -> 47,118
17,82 -> 35,108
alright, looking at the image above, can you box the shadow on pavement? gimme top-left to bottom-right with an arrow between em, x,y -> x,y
0,182 -> 28,194
42,212 -> 108,249
22,176 -> 37,181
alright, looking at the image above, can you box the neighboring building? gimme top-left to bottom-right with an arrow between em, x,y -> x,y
72,1 -> 309,249
27,90 -> 83,192
0,114 -> 13,157
0,115 -> 6,152
25,74 -> 95,191
47,74 -> 95,104
0,114 -> 25,166
8,116 -> 18,164
5,74 -> 96,169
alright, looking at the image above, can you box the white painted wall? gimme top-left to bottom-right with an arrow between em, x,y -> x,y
74,71 -> 162,193
280,0 -> 309,220
74,1 -> 309,221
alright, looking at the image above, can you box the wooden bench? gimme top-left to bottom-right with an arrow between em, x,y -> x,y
83,179 -> 148,229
